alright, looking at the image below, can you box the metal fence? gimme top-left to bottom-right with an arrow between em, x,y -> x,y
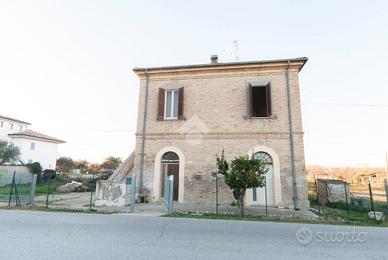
0,171 -> 37,205
35,174 -> 98,210
308,179 -> 388,221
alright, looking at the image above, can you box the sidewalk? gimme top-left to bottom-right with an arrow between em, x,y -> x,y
29,192 -> 318,220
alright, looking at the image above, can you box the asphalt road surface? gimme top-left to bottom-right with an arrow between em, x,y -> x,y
0,210 -> 387,260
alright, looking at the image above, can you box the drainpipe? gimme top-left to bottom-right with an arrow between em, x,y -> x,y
139,69 -> 149,194
286,61 -> 299,210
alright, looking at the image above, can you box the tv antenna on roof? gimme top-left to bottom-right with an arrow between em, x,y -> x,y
233,40 -> 239,61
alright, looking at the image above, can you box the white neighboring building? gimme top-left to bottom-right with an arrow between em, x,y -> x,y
0,115 -> 65,170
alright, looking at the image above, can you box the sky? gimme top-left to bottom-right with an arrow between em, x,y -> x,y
0,0 -> 387,167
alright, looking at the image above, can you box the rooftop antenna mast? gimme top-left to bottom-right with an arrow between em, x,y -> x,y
233,40 -> 239,61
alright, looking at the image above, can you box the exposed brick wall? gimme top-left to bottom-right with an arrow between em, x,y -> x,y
132,63 -> 309,209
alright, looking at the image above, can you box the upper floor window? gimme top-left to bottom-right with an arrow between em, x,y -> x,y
0,121 -> 3,128
10,123 -> 13,129
248,83 -> 272,118
19,125 -> 23,131
157,87 -> 184,120
165,90 -> 179,119
30,142 -> 35,150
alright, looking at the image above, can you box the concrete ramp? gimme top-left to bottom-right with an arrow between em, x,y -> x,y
95,152 -> 136,206
108,152 -> 135,182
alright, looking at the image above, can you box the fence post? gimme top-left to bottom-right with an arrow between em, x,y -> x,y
28,174 -> 37,205
368,180 -> 376,221
8,171 -> 16,206
46,181 -> 51,208
265,175 -> 268,217
315,179 -> 321,220
89,174 -> 95,210
130,175 -> 136,213
344,182 -> 349,211
216,173 -> 219,215
384,179 -> 388,209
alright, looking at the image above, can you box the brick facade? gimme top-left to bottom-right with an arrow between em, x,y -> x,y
132,58 -> 309,209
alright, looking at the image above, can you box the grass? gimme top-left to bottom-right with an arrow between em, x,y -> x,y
0,205 -> 110,214
34,182 -> 62,196
167,212 -> 388,227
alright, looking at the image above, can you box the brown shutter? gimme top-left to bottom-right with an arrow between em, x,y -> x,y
157,88 -> 165,120
266,84 -> 272,116
178,87 -> 184,120
247,84 -> 253,118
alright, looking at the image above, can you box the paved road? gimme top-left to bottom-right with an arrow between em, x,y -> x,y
0,210 -> 387,260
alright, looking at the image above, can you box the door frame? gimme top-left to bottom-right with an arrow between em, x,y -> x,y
245,145 -> 283,206
153,146 -> 185,203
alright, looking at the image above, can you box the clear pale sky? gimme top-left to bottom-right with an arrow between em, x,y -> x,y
1,1 -> 387,167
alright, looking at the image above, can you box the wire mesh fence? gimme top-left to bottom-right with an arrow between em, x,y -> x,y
34,173 -> 98,211
308,178 -> 388,222
0,171 -> 36,205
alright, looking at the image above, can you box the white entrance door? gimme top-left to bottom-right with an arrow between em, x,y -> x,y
251,152 -> 274,206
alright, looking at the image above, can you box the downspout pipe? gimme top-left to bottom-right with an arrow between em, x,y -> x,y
286,61 -> 299,210
139,69 -> 149,194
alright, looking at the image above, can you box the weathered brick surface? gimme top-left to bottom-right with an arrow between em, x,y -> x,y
132,62 -> 309,209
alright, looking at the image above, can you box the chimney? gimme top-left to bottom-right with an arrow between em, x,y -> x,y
210,55 -> 218,64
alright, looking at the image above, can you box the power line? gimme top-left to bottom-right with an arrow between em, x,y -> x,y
302,102 -> 388,107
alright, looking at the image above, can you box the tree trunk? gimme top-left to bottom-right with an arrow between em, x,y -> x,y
238,189 -> 246,217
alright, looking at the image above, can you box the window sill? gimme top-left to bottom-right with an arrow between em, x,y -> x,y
248,115 -> 277,120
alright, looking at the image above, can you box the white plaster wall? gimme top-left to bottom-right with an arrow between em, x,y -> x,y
10,138 -> 59,170
0,119 -> 28,140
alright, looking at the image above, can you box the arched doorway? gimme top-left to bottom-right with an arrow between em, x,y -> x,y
161,151 -> 179,201
252,151 -> 274,206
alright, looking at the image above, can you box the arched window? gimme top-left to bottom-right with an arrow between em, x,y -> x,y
161,152 -> 179,163
253,151 -> 273,165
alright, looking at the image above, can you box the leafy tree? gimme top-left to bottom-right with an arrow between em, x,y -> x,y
216,150 -> 268,216
27,162 -> 42,175
101,156 -> 122,170
74,160 -> 89,174
56,156 -> 75,174
88,163 -> 101,175
0,140 -> 20,164
27,162 -> 42,183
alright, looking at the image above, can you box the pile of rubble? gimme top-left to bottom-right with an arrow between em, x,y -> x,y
57,181 -> 89,193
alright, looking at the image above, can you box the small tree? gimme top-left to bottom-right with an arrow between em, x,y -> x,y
27,162 -> 42,184
75,160 -> 89,174
56,157 -> 75,174
88,163 -> 101,175
0,140 -> 20,164
216,150 -> 268,216
101,156 -> 122,170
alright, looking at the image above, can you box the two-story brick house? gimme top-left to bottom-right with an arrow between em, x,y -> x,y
131,56 -> 309,209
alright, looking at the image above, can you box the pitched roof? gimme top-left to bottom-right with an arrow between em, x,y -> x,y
133,57 -> 308,73
0,114 -> 31,125
8,130 -> 65,144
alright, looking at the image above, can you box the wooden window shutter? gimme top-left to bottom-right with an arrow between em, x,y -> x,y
266,84 -> 272,116
247,84 -> 253,118
157,88 -> 165,120
178,87 -> 184,120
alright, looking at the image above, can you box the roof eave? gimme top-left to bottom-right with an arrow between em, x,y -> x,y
8,134 -> 65,144
0,116 -> 31,125
132,57 -> 308,74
